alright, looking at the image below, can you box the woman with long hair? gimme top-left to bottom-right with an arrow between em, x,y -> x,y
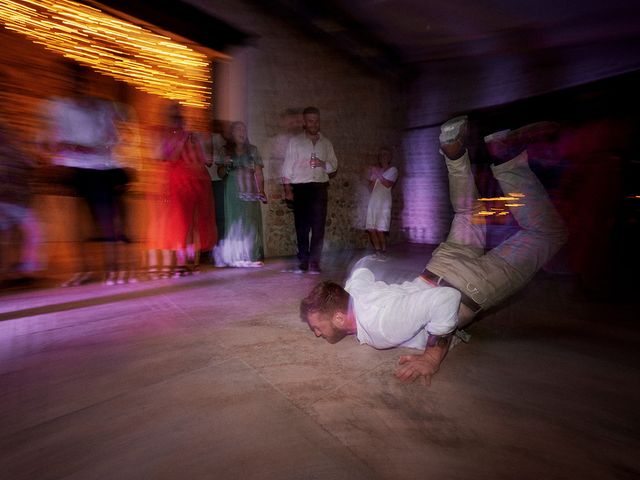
216,121 -> 266,267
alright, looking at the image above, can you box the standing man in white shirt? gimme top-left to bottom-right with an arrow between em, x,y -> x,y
282,107 -> 338,274
299,115 -> 567,386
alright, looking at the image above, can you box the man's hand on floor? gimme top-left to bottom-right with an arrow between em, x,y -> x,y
395,339 -> 450,386
395,354 -> 439,386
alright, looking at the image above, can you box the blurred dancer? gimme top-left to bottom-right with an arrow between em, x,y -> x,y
156,104 -> 216,276
43,63 -> 127,286
0,121 -> 42,282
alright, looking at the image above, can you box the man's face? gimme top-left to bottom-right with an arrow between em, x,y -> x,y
307,311 -> 347,344
303,113 -> 320,136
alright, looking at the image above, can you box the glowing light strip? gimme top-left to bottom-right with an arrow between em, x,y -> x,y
0,0 -> 212,107
474,211 -> 511,217
478,196 -> 525,202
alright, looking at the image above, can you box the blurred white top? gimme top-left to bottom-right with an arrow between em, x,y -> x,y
45,97 -> 120,170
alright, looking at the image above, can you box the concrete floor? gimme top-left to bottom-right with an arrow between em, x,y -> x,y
1,244 -> 639,479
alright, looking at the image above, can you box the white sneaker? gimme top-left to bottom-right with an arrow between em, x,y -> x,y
104,271 -> 117,286
483,129 -> 511,144
439,116 -> 468,144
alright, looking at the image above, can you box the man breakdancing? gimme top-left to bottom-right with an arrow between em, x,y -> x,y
300,116 -> 568,386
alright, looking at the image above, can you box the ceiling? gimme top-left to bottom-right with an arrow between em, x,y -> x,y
85,1 -> 640,78
265,0 -> 640,73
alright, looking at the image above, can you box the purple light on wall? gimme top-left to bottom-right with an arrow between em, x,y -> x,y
400,129 -> 452,244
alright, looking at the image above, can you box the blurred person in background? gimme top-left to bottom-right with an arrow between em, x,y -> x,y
365,147 -> 398,259
203,120 -> 227,265
215,121 -> 266,267
109,102 -> 143,284
263,108 -> 303,186
154,103 -> 216,277
282,106 -> 338,274
43,62 -> 128,286
0,116 -> 43,283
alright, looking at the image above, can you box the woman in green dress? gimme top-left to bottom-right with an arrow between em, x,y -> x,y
216,121 -> 266,267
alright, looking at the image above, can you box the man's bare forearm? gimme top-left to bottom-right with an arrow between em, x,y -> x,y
422,336 -> 451,369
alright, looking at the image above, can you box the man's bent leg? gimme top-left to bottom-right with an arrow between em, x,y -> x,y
425,149 -> 487,291
487,151 -> 568,287
425,127 -> 567,313
441,150 -> 486,251
424,122 -> 489,316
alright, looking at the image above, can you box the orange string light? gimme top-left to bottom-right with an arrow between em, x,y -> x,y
0,0 -> 213,108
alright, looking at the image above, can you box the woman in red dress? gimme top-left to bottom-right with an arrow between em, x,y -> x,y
158,104 -> 216,275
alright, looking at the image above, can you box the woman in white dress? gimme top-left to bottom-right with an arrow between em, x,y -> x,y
366,147 -> 398,258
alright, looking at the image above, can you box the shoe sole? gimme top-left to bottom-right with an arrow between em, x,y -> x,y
439,116 -> 468,144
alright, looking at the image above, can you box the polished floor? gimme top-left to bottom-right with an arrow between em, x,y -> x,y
1,245 -> 638,479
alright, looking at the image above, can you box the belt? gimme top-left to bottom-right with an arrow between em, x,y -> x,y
420,269 -> 482,313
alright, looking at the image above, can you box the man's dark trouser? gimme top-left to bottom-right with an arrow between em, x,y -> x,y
292,182 -> 328,266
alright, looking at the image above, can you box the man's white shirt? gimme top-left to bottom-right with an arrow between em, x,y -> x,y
345,268 -> 460,350
282,132 -> 337,183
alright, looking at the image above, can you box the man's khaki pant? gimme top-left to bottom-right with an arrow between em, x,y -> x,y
426,150 -> 568,310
